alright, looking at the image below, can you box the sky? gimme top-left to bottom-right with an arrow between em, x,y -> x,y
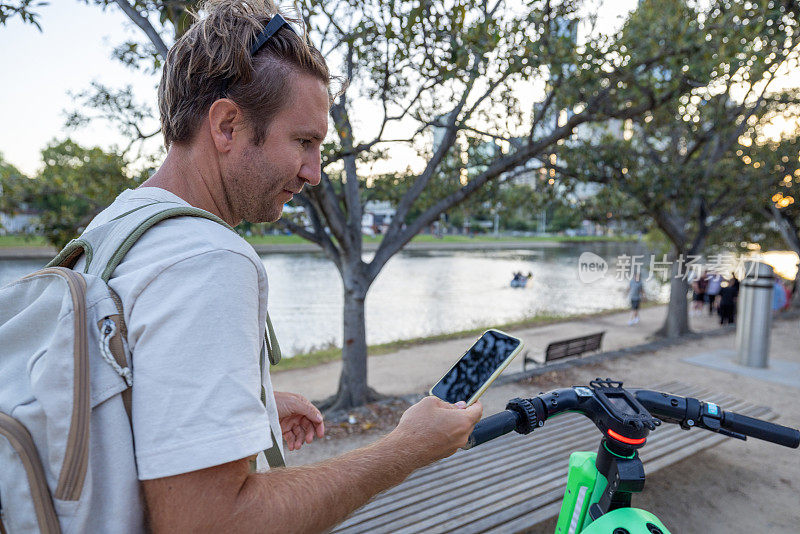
0,2 -> 162,175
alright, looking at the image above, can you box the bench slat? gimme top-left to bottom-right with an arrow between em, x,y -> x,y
367,418 -> 593,501
393,481 -> 569,534
483,501 -> 564,533
525,332 -> 605,370
526,332 -> 604,368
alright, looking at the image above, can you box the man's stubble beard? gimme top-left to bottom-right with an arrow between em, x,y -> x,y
227,146 -> 285,224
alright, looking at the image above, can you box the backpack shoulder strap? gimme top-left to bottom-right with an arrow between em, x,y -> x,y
48,201 -> 232,282
49,199 -> 285,467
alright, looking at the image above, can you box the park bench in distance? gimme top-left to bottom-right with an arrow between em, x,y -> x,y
331,381 -> 776,534
523,331 -> 605,371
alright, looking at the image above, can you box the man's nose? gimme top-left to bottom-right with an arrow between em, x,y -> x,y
299,152 -> 322,187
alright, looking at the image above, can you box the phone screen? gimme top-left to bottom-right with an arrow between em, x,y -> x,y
430,330 -> 522,404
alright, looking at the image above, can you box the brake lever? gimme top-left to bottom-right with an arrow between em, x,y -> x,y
696,412 -> 747,440
716,428 -> 747,441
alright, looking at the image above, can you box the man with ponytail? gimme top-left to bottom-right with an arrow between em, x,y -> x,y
79,1 -> 482,531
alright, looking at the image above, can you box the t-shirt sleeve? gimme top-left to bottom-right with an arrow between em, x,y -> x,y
126,249 -> 271,480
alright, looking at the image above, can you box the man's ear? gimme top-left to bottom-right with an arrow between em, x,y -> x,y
208,99 -> 243,153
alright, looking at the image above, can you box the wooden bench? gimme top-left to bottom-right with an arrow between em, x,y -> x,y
523,331 -> 605,371
331,381 -> 776,533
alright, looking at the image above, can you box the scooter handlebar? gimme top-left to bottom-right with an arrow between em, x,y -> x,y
722,411 -> 800,448
464,410 -> 519,449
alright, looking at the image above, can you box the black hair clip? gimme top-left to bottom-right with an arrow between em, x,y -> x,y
220,14 -> 297,95
250,13 -> 297,56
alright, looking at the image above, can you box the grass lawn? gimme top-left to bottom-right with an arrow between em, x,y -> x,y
407,234 -> 636,243
0,235 -> 50,247
244,233 -> 635,246
244,234 -> 384,245
1,232 -> 635,248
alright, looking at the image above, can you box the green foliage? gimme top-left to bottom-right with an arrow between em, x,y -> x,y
0,140 -> 146,248
79,1 -> 193,43
65,82 -> 161,155
67,1 -> 196,151
0,0 -> 46,30
0,153 -> 33,231
641,227 -> 672,257
0,152 -> 24,179
546,201 -> 583,233
578,186 -> 642,225
552,0 -> 800,255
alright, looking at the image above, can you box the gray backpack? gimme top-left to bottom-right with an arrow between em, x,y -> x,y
0,202 -> 283,533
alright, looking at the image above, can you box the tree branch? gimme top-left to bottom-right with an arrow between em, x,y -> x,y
329,46 -> 362,256
292,191 -> 343,270
378,72 -> 479,246
278,216 -> 320,244
768,204 -> 800,256
113,0 -> 169,58
306,180 -> 347,245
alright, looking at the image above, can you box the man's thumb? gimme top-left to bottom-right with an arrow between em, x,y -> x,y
465,401 -> 483,422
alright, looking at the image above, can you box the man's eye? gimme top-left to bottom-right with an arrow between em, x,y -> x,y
299,139 -> 311,148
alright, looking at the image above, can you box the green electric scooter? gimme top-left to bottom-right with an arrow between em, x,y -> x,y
464,378 -> 800,534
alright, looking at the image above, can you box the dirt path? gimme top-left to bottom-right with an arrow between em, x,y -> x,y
271,304 -> 723,402
276,313 -> 800,533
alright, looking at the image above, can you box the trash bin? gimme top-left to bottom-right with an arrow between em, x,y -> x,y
735,261 -> 774,368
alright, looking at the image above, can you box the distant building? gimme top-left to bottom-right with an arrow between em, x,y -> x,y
362,201 -> 396,235
0,210 -> 36,234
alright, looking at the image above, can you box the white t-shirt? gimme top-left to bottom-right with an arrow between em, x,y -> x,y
73,187 -> 282,531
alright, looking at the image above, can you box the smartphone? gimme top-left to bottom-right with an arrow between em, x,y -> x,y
429,329 -> 524,406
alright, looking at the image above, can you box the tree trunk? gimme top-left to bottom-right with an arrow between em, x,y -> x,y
655,252 -> 691,338
317,266 -> 383,412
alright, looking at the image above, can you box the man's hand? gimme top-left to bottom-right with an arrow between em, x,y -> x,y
274,391 -> 325,450
387,396 -> 483,467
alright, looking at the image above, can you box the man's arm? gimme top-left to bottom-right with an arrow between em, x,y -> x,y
143,396 -> 482,533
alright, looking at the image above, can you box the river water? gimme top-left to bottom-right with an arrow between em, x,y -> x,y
0,241 -> 667,356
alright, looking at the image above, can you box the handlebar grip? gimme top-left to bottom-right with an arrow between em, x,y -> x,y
463,410 -> 519,450
722,412 -> 800,448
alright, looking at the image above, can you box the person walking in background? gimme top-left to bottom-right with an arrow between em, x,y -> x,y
782,278 -> 792,311
772,277 -> 787,315
706,272 -> 722,315
718,275 -> 738,325
628,271 -> 644,325
691,270 -> 708,316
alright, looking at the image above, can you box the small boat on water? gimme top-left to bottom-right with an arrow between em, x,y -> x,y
510,272 -> 533,288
